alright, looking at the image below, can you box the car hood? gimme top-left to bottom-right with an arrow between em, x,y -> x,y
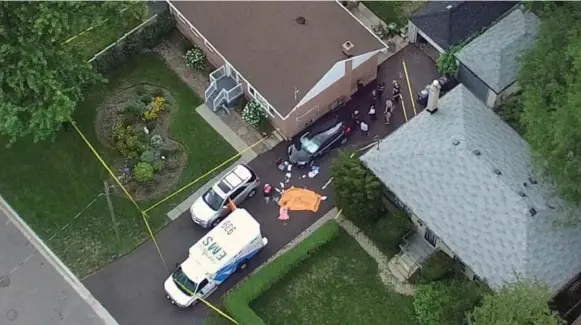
288,144 -> 312,164
164,276 -> 194,307
190,197 -> 218,222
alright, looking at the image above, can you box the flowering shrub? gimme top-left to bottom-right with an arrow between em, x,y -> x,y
113,121 -> 145,159
185,46 -> 206,71
242,100 -> 267,127
150,134 -> 163,147
134,162 -> 154,183
144,96 -> 165,121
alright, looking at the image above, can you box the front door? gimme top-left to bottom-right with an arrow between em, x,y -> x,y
424,228 -> 438,247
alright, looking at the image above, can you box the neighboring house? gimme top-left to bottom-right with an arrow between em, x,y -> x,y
166,1 -> 386,139
407,1 -> 517,60
455,7 -> 540,108
360,84 -> 581,292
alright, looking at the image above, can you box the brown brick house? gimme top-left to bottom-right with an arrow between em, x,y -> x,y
166,1 -> 387,139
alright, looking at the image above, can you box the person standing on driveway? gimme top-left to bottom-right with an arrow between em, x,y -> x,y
384,99 -> 394,125
360,120 -> 369,136
392,80 -> 401,103
376,81 -> 386,100
368,105 -> 377,121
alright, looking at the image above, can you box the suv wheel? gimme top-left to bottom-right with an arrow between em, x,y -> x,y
237,260 -> 248,271
211,217 -> 223,228
247,189 -> 257,198
340,137 -> 347,145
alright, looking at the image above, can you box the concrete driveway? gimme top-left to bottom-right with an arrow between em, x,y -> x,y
83,44 -> 439,325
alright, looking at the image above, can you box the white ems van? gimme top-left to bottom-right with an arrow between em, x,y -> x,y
164,208 -> 268,308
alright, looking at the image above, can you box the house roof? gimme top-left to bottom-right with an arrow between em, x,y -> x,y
456,8 -> 540,93
360,85 -> 581,290
409,1 -> 518,51
170,1 -> 384,115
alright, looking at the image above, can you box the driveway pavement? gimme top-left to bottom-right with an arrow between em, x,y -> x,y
83,44 -> 439,325
0,198 -> 116,325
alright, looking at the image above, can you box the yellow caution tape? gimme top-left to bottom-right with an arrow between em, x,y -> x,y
173,278 -> 239,324
402,60 -> 417,116
62,8 -> 129,45
71,122 -> 168,271
143,135 -> 270,213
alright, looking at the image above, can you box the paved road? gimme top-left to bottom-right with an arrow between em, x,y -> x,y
0,200 -> 115,325
83,44 -> 439,325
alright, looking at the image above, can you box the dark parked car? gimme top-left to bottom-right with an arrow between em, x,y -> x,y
288,120 -> 351,167
417,76 -> 459,106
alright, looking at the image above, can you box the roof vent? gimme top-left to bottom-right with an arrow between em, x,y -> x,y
518,191 -> 526,197
342,41 -> 354,57
452,140 -> 460,146
296,16 -> 307,25
446,4 -> 453,9
473,150 -> 481,156
546,203 -> 555,210
529,208 -> 537,216
528,177 -> 537,185
493,168 -> 502,175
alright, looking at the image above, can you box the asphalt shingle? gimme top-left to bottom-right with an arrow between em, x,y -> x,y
456,8 -> 541,93
410,1 -> 517,50
360,85 -> 581,290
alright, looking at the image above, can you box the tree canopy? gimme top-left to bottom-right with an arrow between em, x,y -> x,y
331,151 -> 385,223
0,2 -> 133,144
466,280 -> 564,325
518,3 -> 581,219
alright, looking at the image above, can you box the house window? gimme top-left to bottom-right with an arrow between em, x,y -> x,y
190,27 -> 200,38
248,85 -> 256,97
204,40 -> 215,53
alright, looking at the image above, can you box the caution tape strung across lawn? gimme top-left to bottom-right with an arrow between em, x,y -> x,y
61,7 -> 130,45
143,135 -> 271,213
71,122 -> 168,271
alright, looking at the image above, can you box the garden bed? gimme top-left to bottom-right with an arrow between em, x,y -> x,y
0,53 -> 235,277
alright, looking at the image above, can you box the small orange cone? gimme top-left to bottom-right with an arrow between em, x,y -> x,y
227,198 -> 237,212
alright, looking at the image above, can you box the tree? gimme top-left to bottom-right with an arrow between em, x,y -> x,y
0,2 -> 140,144
466,279 -> 565,325
331,151 -> 385,223
414,279 -> 488,325
518,4 -> 581,222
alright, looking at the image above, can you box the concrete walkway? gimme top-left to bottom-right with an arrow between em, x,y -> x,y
0,196 -> 118,325
166,103 -> 259,220
336,214 -> 415,296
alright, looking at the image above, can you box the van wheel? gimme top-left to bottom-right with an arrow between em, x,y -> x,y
237,261 -> 248,271
247,189 -> 257,198
340,137 -> 347,145
211,217 -> 223,228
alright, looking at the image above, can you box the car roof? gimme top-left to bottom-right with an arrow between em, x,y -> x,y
215,165 -> 253,195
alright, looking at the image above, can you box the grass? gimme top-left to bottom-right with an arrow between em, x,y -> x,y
250,230 -> 418,325
67,4 -> 146,60
0,53 -> 235,278
365,1 -> 427,26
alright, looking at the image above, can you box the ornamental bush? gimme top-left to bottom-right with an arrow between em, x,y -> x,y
185,46 -> 206,71
242,100 -> 267,127
144,96 -> 165,121
134,162 -> 154,183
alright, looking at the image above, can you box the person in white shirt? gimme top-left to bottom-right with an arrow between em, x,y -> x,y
360,120 -> 369,136
384,99 -> 394,125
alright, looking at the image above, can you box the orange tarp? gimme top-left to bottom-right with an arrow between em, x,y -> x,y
279,187 -> 322,212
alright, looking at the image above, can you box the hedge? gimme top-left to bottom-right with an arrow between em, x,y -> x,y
91,10 -> 175,74
223,220 -> 341,325
417,250 -> 456,283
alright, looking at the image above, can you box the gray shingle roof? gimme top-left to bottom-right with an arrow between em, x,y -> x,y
409,1 -> 517,50
455,8 -> 540,93
360,85 -> 581,290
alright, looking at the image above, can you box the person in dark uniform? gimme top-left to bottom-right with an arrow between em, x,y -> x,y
392,80 -> 401,103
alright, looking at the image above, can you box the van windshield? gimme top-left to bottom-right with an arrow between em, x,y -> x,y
202,188 -> 224,211
172,267 -> 199,296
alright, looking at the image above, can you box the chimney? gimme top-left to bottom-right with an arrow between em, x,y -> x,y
426,79 -> 441,114
342,41 -> 354,57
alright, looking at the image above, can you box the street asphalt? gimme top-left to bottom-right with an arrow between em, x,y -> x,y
0,204 -> 111,325
83,45 -> 439,325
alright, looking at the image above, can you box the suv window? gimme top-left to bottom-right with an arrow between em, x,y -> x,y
229,186 -> 245,200
197,278 -> 209,293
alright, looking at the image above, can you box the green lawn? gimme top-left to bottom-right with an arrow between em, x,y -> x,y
67,4 -> 146,60
250,230 -> 418,325
0,53 -> 235,278
365,1 -> 427,26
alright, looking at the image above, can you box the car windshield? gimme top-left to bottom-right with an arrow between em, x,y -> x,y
202,188 -> 223,211
300,136 -> 321,154
172,267 -> 199,296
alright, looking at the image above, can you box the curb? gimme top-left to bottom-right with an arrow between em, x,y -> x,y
0,196 -> 120,325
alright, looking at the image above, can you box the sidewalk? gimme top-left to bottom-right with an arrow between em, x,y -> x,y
0,196 -> 118,325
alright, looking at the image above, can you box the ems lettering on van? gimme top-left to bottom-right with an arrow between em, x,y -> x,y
201,236 -> 228,262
